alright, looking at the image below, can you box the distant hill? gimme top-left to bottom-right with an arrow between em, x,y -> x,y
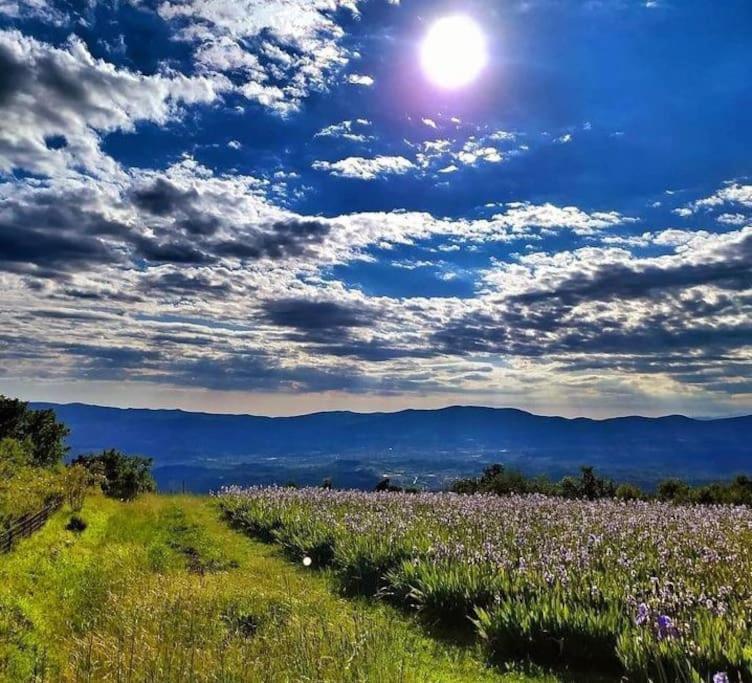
33,402 -> 752,492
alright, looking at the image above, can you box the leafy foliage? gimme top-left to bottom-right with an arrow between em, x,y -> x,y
63,464 -> 96,512
658,475 -> 752,506
451,464 -> 617,500
0,396 -> 69,467
71,449 -> 156,500
453,463 -> 752,506
0,438 -> 64,527
0,397 -> 72,523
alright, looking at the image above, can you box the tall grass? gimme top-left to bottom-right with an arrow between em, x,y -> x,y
0,494 -> 523,682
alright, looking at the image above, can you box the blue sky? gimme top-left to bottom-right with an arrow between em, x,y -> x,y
0,0 -> 750,417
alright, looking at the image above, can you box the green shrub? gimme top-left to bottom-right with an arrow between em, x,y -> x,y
72,449 -> 156,500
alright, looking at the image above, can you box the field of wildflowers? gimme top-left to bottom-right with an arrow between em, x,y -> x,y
219,486 -> 752,681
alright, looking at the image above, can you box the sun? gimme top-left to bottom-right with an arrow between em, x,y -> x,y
420,15 -> 488,89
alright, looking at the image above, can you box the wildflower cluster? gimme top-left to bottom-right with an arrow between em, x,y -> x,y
219,486 -> 752,679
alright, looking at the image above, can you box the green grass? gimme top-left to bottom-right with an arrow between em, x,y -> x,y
0,494 -> 550,682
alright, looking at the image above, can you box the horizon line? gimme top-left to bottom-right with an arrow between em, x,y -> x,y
27,399 -> 751,423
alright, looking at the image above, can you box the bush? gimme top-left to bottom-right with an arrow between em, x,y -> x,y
615,483 -> 643,501
657,478 -> 691,502
0,463 -> 64,526
63,464 -> 95,512
71,449 -> 156,501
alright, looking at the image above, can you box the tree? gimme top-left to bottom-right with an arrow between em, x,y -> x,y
0,396 -> 69,467
451,464 -> 534,496
22,408 -> 70,467
0,397 -> 27,438
556,467 -> 616,500
579,466 -> 616,500
72,449 -> 155,501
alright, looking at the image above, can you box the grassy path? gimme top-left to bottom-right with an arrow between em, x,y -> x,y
0,495 -> 549,682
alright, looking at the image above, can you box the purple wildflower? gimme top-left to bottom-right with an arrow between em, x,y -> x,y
635,602 -> 649,626
656,614 -> 677,640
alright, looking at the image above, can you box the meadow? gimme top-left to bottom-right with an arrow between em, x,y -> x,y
219,486 -> 752,682
0,492 -> 539,682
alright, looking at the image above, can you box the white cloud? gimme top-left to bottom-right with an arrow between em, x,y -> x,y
347,74 -> 375,86
456,140 -> 503,165
489,130 -> 517,142
489,202 -> 635,236
312,155 -> 415,180
679,182 -> 752,215
157,0 -> 376,112
0,29 -> 226,176
314,119 -> 373,142
717,213 -> 749,226
415,133 -> 526,172
422,118 -> 437,129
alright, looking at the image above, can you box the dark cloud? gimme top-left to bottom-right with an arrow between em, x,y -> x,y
0,221 -> 115,274
261,298 -> 437,361
0,194 -> 130,276
131,178 -> 199,216
214,219 -> 330,260
27,309 -> 115,322
513,233 -> 752,306
310,339 -> 435,362
132,234 -> 210,265
180,213 -> 221,236
432,307 -> 752,368
142,271 -> 234,296
263,297 -> 373,331
0,42 -> 26,106
0,184 -> 332,281
163,353 -> 438,395
432,314 -> 512,355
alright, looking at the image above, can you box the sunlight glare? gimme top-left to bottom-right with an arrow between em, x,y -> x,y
420,15 -> 488,89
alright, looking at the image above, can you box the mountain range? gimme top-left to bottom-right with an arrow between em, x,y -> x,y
32,402 -> 752,492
